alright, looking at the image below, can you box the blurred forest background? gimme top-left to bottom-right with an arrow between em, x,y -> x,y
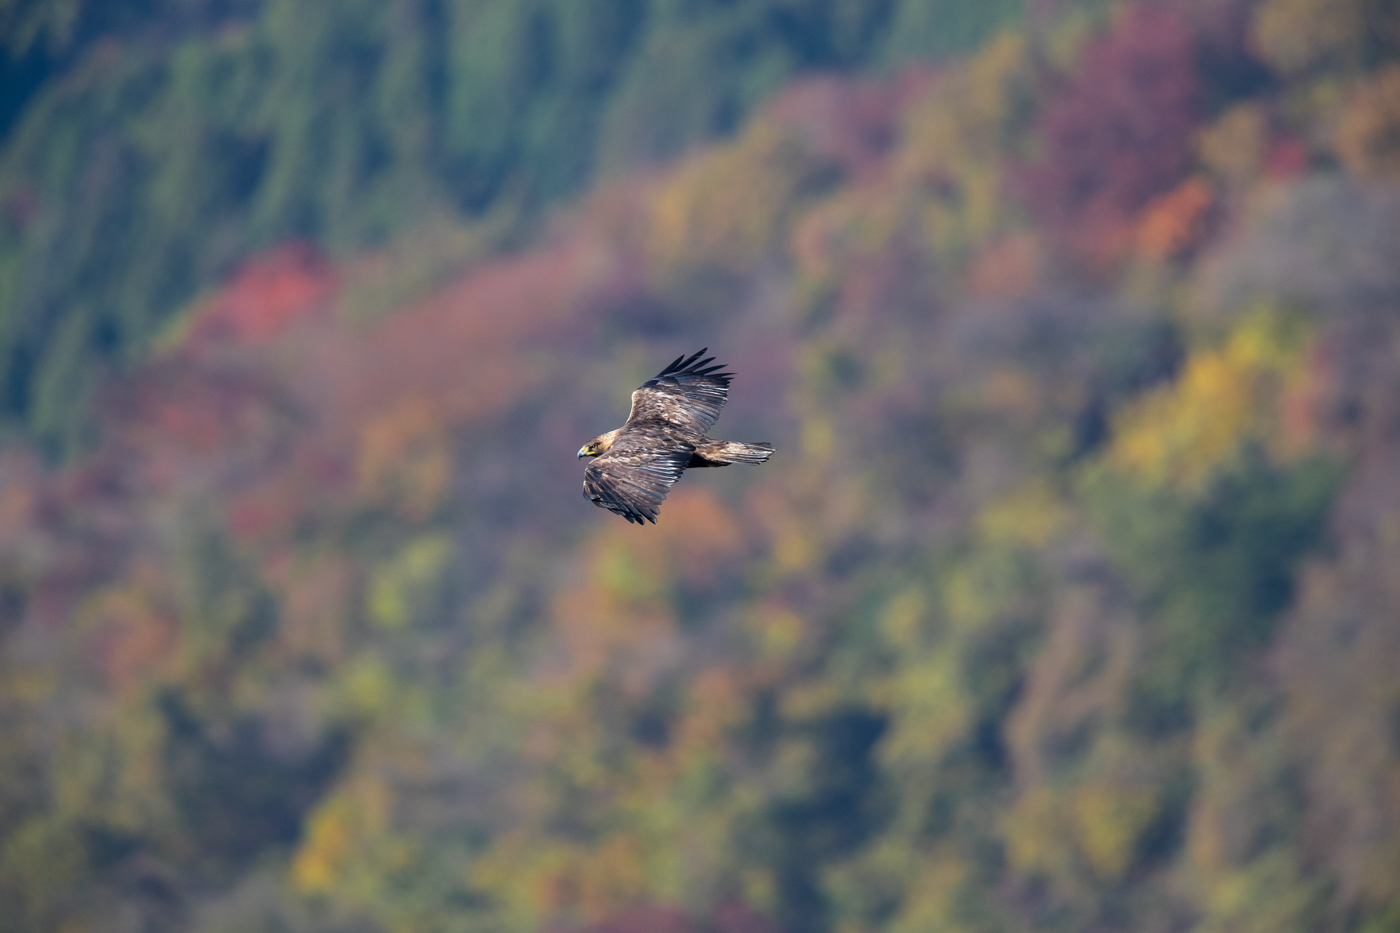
2,0 -> 1400,931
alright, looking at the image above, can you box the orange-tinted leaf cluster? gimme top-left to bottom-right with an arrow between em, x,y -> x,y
1135,177 -> 1216,261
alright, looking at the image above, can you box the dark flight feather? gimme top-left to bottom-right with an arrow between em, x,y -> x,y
621,348 -> 732,434
583,442 -> 694,524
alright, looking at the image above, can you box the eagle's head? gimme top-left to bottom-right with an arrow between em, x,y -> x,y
577,429 -> 619,458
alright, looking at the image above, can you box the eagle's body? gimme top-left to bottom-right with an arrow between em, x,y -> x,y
577,349 -> 774,524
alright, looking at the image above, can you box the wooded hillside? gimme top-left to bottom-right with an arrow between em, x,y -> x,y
2,1 -> 1400,931
0,0 -> 1019,454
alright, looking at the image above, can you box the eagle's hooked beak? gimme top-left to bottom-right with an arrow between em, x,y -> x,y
577,446 -> 589,459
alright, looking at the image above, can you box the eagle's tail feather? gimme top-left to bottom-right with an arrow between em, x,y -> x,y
690,440 -> 775,467
727,442 -> 775,464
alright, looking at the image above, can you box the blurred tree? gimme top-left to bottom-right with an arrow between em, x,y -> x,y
0,0 -> 1027,458
1,3 -> 1399,932
1021,1 -> 1203,270
1249,0 -> 1399,75
1334,64 -> 1400,180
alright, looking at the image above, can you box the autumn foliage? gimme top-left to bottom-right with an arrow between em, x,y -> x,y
1023,3 -> 1204,269
1,2 -> 1400,933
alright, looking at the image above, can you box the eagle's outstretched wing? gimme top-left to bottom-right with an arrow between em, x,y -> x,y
624,348 -> 733,436
583,440 -> 694,524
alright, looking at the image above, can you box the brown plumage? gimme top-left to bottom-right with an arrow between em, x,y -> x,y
577,349 -> 774,524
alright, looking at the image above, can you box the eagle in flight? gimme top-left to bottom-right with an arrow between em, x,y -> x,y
578,349 -> 774,524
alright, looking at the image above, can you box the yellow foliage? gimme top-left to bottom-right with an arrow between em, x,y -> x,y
800,414 -> 835,461
740,868 -> 778,915
940,548 -> 1028,636
1005,781 -> 1160,883
290,777 -> 391,896
1,819 -> 88,922
1190,852 -> 1324,933
647,121 -> 832,276
1004,786 -> 1069,878
878,649 -> 972,772
1071,782 -> 1160,880
778,682 -> 847,724
773,523 -> 819,576
592,545 -> 660,603
900,33 -> 1031,175
888,857 -> 976,933
1108,309 -> 1311,491
340,655 -> 396,717
749,604 -> 804,660
977,479 -> 1066,549
879,587 -> 927,651
51,707 -> 172,837
897,33 -> 1032,259
366,534 -> 453,630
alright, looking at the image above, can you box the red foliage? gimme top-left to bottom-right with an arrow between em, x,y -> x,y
80,227 -> 635,551
187,242 -> 337,346
1021,2 -> 1204,269
81,589 -> 178,693
1264,136 -> 1311,178
765,73 -> 928,182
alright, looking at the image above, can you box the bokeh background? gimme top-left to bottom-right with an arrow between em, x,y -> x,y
2,1 -> 1400,931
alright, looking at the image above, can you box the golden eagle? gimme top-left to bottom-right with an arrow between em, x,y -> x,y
578,349 -> 774,524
